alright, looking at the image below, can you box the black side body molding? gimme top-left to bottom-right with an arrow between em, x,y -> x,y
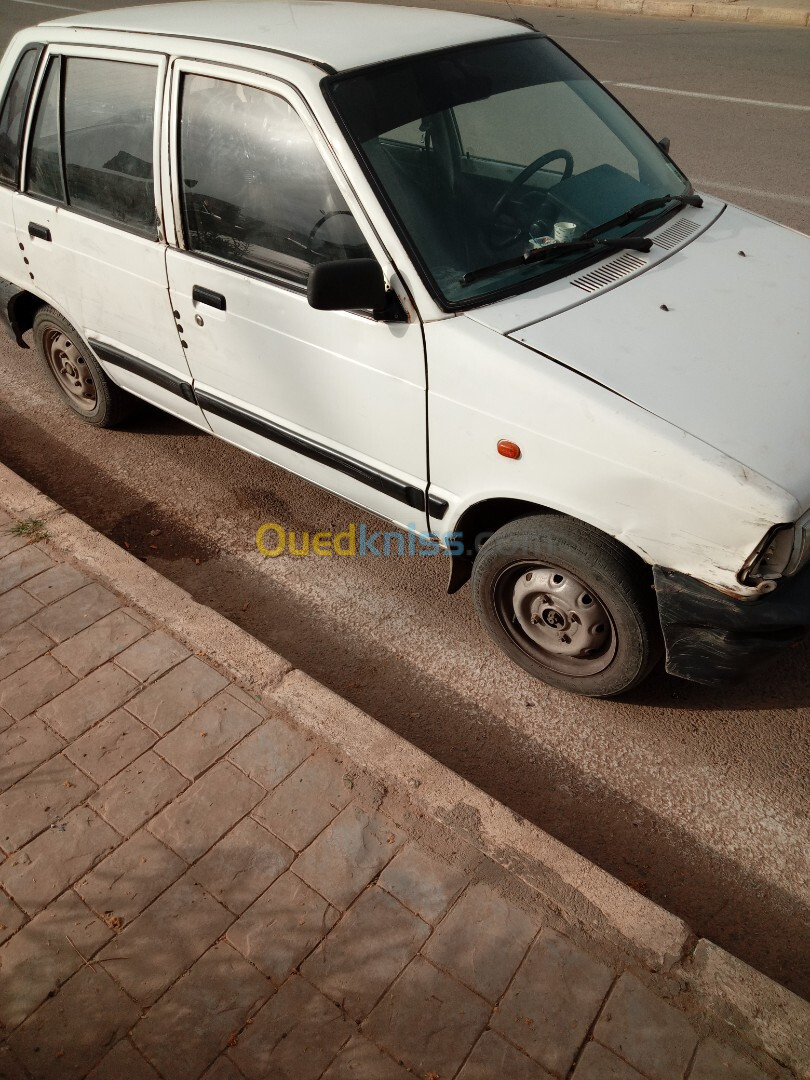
89,339 -> 196,403
196,390 -> 433,515
427,494 -> 449,520
87,346 -> 443,519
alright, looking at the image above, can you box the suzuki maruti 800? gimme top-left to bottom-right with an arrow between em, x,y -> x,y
1,2 -> 808,696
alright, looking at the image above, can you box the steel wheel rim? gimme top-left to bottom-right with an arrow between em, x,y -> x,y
494,562 -> 617,677
42,327 -> 96,412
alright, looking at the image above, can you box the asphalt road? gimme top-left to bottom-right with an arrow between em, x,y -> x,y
1,1 -> 809,996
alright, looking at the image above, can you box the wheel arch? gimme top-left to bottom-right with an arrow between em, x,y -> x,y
0,280 -> 47,348
446,496 -> 654,595
446,496 -> 556,593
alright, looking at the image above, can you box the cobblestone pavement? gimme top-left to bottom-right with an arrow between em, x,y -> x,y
0,509 -> 785,1080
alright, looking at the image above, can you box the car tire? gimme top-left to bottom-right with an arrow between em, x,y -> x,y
472,513 -> 662,697
33,306 -> 134,428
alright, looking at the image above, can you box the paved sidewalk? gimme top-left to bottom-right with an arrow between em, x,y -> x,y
0,506 -> 801,1080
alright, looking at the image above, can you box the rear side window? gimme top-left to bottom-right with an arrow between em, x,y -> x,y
27,55 -> 159,238
0,45 -> 42,187
63,58 -> 158,235
28,60 -> 64,202
177,74 -> 372,285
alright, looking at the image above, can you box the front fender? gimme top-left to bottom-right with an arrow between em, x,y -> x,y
425,316 -> 796,596
447,550 -> 473,594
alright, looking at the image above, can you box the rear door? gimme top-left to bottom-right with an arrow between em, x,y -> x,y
0,41 -> 43,290
13,44 -> 208,427
164,61 -> 430,532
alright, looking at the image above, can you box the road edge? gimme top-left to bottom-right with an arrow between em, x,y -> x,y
508,0 -> 810,28
1,461 -> 807,1076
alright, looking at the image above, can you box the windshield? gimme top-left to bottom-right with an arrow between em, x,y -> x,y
327,35 -> 691,307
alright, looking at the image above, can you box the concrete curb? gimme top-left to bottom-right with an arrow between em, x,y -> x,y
515,0 -> 810,27
1,461 -> 808,1076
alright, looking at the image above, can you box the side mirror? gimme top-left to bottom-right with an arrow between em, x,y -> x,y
307,259 -> 388,317
658,136 -> 671,154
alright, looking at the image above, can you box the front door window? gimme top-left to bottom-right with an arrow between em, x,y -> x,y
178,74 -> 372,286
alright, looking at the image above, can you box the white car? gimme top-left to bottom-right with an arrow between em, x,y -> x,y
0,2 -> 808,697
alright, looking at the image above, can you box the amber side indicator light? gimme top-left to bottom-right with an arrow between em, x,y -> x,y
497,440 -> 521,460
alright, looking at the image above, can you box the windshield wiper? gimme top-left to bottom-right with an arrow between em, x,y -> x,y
461,235 -> 653,287
580,192 -> 703,242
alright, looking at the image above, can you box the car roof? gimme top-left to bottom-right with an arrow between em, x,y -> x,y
46,1 -> 529,72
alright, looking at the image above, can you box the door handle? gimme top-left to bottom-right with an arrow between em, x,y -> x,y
28,222 -> 51,242
192,285 -> 226,311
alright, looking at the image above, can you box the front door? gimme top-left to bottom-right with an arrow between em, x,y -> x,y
165,61 -> 428,532
13,45 -> 208,428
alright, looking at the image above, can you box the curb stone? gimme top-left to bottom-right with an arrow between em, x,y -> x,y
270,666 -> 693,973
687,942 -> 810,1077
1,461 -> 808,1076
511,0 -> 810,26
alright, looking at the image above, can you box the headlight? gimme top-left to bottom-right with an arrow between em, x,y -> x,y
742,512 -> 810,583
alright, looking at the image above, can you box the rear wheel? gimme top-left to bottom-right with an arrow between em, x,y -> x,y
33,307 -> 133,427
472,513 -> 661,697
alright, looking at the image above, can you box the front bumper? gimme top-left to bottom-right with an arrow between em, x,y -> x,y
654,564 -> 810,686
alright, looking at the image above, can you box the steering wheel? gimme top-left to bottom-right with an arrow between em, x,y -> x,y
489,149 -> 575,251
306,209 -> 354,261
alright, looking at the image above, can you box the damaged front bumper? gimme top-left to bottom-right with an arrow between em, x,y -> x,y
653,563 -> 810,686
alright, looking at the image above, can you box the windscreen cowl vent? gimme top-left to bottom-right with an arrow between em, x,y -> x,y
651,217 -> 699,250
571,252 -> 648,294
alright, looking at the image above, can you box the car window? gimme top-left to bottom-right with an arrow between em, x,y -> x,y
454,82 -> 638,180
27,59 -> 64,202
0,45 -> 41,187
329,36 -> 687,306
62,58 -> 158,236
383,119 -> 426,148
178,74 -> 373,286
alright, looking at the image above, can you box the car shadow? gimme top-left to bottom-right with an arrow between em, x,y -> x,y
2,395 -> 808,999
120,400 -> 210,439
627,639 -> 810,711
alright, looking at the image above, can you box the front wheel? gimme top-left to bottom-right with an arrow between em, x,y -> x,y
472,514 -> 662,697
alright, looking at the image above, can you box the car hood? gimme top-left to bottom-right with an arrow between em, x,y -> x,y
471,202 -> 810,511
